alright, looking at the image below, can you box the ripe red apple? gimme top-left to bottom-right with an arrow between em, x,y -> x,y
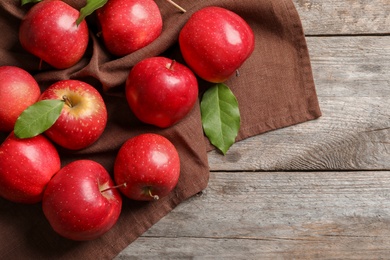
0,132 -> 60,204
19,0 -> 89,69
179,6 -> 255,83
39,80 -> 107,150
0,66 -> 41,132
97,0 -> 163,56
126,57 -> 198,128
114,133 -> 180,201
42,160 -> 122,241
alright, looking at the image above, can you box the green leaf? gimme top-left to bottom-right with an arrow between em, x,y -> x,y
21,0 -> 42,6
14,100 -> 64,139
77,0 -> 108,25
200,83 -> 240,155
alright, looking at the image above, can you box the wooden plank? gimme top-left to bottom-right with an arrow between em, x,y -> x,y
207,36 -> 390,171
208,97 -> 390,171
117,237 -> 390,259
293,0 -> 390,35
309,37 -> 390,98
117,171 -> 390,259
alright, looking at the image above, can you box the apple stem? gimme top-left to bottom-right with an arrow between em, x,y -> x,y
168,60 -> 176,70
148,189 -> 160,201
101,183 -> 127,193
62,95 -> 73,108
165,0 -> 186,13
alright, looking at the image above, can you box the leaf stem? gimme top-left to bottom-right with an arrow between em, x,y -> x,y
76,0 -> 108,25
148,189 -> 160,200
165,0 -> 186,13
62,95 -> 73,108
168,60 -> 176,70
101,183 -> 127,193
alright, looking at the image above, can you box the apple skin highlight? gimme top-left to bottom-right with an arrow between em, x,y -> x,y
0,133 -> 61,204
42,160 -> 122,241
179,6 -> 255,83
125,57 -> 198,128
97,0 -> 163,56
114,133 -> 180,201
40,80 -> 108,150
19,0 -> 89,69
0,66 -> 41,132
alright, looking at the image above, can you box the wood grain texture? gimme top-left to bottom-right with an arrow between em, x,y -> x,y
117,171 -> 390,259
293,0 -> 390,35
208,36 -> 390,171
309,37 -> 390,98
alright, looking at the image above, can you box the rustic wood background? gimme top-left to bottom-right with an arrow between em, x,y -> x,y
117,0 -> 390,258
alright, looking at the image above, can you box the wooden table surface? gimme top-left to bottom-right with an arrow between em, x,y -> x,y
117,0 -> 390,258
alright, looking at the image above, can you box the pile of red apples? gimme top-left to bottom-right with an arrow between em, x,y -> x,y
0,0 -> 254,241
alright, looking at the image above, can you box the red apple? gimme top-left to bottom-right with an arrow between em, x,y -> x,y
126,57 -> 198,128
0,132 -> 60,204
0,66 -> 41,132
114,133 -> 180,201
19,0 -> 89,69
39,80 -> 107,150
179,6 -> 255,83
97,0 -> 163,56
42,160 -> 122,241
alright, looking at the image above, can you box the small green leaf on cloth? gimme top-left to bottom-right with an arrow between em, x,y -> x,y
14,100 -> 64,139
200,83 -> 240,155
77,0 -> 108,25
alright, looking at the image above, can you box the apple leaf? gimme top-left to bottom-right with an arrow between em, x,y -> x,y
200,83 -> 240,155
21,0 -> 42,6
77,0 -> 108,25
14,99 -> 64,139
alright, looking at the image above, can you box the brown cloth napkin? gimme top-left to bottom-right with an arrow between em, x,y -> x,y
0,0 -> 321,259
